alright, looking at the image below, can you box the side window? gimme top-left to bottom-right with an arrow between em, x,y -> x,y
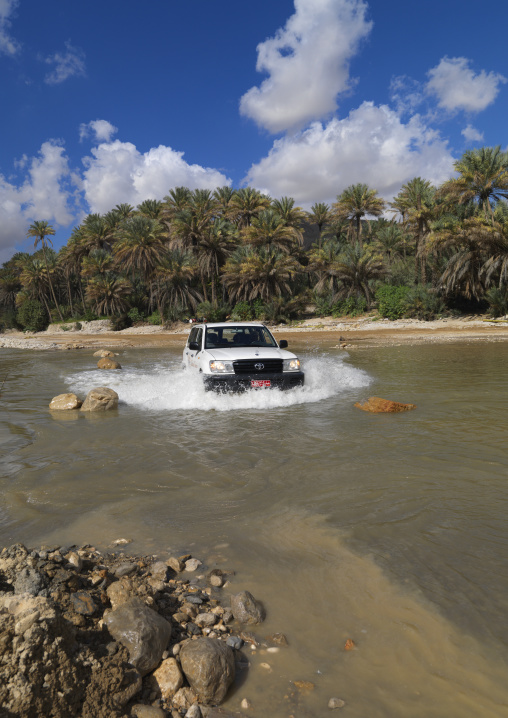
188,328 -> 198,345
195,328 -> 203,349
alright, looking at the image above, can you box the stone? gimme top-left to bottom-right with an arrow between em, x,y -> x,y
185,558 -> 202,572
354,396 -> 416,413
104,597 -> 172,676
115,561 -> 137,577
106,580 -> 132,610
230,591 -> 265,625
328,697 -> 346,709
93,350 -> 117,358
80,386 -> 119,412
167,556 -> 185,573
13,567 -> 46,596
172,687 -> 198,713
71,591 -> 97,616
180,637 -> 235,705
49,393 -> 82,411
185,705 -> 202,718
65,551 -> 83,571
225,636 -> 243,650
151,657 -> 184,700
131,705 -> 167,718
195,612 -> 217,628
97,357 -> 122,370
266,632 -> 288,646
151,561 -> 169,581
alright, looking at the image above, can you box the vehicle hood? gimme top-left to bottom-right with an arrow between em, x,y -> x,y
206,346 -> 296,361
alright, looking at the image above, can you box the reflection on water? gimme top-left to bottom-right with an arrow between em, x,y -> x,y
1,342 -> 508,717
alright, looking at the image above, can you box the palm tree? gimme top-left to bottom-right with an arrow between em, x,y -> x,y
213,186 -> 235,220
0,274 -> 21,311
114,217 -> 167,283
307,239 -> 343,297
440,146 -> 508,221
334,243 -> 386,305
80,214 -> 117,253
333,184 -> 385,249
391,177 -> 436,282
197,219 -> 238,305
154,249 -> 202,313
372,222 -> 408,268
137,199 -> 163,219
81,249 -> 114,279
242,210 -> 301,255
229,188 -> 271,229
19,257 -> 52,316
308,202 -> 332,249
271,197 -> 306,243
85,275 -> 132,316
222,246 -> 300,303
26,221 -> 64,320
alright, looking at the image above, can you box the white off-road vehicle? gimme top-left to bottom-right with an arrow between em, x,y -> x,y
182,322 -> 304,392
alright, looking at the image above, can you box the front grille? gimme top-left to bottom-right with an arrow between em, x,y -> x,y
233,359 -> 283,374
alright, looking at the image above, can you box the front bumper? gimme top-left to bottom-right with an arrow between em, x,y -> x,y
203,372 -> 305,393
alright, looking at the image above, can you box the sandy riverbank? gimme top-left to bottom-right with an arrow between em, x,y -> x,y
1,316 -> 508,351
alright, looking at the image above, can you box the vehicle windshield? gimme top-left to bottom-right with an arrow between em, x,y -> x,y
205,325 -> 277,349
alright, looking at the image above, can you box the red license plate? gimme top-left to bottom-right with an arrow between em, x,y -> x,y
251,379 -> 271,388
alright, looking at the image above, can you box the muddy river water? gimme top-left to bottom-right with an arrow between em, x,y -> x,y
1,339 -> 508,717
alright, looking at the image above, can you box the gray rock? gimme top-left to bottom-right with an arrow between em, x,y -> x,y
185,558 -> 202,572
71,591 -> 97,616
195,613 -> 217,628
230,591 -> 265,625
80,386 -> 119,412
115,561 -> 137,577
226,636 -> 243,650
328,697 -> 346,709
180,637 -> 235,705
104,597 -> 172,676
13,567 -> 46,596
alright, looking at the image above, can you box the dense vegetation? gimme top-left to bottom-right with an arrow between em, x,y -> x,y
1,146 -> 508,332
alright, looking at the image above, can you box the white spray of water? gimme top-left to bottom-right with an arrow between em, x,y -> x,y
65,355 -> 371,413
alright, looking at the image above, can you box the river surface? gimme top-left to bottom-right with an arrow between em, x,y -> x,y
1,339 -> 508,717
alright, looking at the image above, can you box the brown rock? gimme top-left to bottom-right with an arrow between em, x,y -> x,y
49,393 -> 82,411
97,357 -> 122,369
172,687 -> 198,712
106,580 -> 132,610
80,387 -> 119,412
180,638 -> 235,705
93,350 -> 117,358
354,396 -> 416,413
151,657 -> 184,700
230,591 -> 265,625
167,557 -> 186,573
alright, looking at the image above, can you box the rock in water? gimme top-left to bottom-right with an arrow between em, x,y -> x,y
230,590 -> 266,624
354,396 -> 416,413
104,597 -> 171,675
179,637 -> 235,705
93,350 -> 117,358
97,357 -> 122,370
49,393 -> 82,411
80,387 -> 119,412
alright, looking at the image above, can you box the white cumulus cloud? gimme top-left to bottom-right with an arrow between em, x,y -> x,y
82,140 -> 230,214
43,41 -> 86,85
240,0 -> 372,133
0,0 -> 20,55
245,102 -> 455,206
426,57 -> 506,114
79,119 -> 118,143
461,124 -> 484,143
0,141 -> 77,260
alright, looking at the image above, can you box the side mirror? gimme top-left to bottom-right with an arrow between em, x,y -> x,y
279,339 -> 288,349
188,341 -> 200,351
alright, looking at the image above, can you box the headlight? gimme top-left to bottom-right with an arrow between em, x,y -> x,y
283,358 -> 300,372
209,360 -> 234,373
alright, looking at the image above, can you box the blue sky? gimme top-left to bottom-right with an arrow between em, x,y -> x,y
1,0 -> 507,262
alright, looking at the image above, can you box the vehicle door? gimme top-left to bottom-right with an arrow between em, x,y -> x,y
184,327 -> 203,370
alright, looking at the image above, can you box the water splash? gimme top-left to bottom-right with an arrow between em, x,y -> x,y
65,355 -> 371,412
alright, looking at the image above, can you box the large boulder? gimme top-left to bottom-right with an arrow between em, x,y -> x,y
354,396 -> 417,413
230,590 -> 265,625
103,597 -> 171,676
97,357 -> 122,370
179,638 -> 235,706
80,387 -> 119,412
49,393 -> 82,411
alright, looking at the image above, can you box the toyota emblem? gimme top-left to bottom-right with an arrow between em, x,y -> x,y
254,363 -> 264,370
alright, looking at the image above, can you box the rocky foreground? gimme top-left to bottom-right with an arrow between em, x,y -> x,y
0,542 -> 336,718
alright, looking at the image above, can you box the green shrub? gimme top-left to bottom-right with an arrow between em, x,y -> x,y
196,302 -> 230,322
375,285 -> 411,320
127,307 -> 145,323
486,287 -> 508,318
231,301 -> 253,321
332,296 -> 368,317
164,304 -> 186,324
80,309 -> 99,322
16,300 -> 49,332
405,285 -> 445,320
314,294 -> 333,317
0,309 -> 18,332
147,310 -> 162,325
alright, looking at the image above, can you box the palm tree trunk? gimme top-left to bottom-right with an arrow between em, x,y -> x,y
42,244 -> 64,320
